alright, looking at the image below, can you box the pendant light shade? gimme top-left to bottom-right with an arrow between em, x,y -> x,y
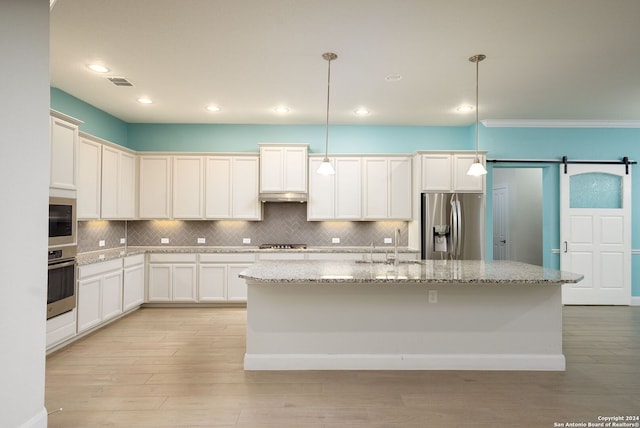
317,52 -> 337,175
467,54 -> 488,177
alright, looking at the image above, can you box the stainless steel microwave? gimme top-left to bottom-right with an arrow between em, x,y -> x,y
48,196 -> 76,247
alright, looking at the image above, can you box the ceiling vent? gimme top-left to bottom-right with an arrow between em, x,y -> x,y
106,76 -> 134,87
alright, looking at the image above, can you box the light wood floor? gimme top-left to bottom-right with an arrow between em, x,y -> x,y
46,306 -> 640,427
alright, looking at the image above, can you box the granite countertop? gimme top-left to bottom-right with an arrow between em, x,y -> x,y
76,246 -> 420,266
238,259 -> 584,285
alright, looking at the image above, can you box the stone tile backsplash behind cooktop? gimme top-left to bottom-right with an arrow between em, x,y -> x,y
78,202 -> 408,252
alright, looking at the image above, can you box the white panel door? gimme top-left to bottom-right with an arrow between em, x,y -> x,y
173,156 -> 204,219
199,264 -> 227,302
492,185 -> 508,260
172,264 -> 197,302
228,264 -> 251,301
388,157 -> 412,219
118,151 -> 137,219
101,270 -> 123,322
101,145 -> 119,218
77,138 -> 102,219
232,157 -> 261,220
560,164 -> 631,305
335,157 -> 361,219
308,158 -> 335,220
363,158 -> 388,219
139,156 -> 171,219
205,156 -> 232,219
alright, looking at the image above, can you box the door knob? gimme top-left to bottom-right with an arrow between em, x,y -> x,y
500,240 -> 506,244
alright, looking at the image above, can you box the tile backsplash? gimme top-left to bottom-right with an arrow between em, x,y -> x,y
78,203 -> 408,252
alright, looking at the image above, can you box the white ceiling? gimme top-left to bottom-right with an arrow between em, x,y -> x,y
50,0 -> 640,126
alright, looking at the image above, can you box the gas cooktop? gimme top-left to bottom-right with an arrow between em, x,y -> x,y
258,244 -> 307,250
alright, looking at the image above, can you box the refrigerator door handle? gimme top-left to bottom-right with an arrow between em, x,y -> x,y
450,195 -> 458,259
455,199 -> 463,259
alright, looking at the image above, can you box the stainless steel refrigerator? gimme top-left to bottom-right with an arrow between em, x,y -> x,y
420,193 -> 485,260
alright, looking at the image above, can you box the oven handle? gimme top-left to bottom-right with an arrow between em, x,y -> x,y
48,259 -> 76,270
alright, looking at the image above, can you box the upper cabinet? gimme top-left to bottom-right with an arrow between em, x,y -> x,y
419,151 -> 485,193
172,156 -> 205,219
363,156 -> 412,220
205,155 -> 261,220
77,134 -> 137,220
309,156 -> 410,221
139,155 -> 172,219
50,110 -> 82,196
259,144 -> 308,193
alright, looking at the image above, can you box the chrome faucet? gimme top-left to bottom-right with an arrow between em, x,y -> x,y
394,228 -> 400,266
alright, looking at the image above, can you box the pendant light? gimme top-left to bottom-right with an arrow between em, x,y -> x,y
466,54 -> 488,176
317,52 -> 337,175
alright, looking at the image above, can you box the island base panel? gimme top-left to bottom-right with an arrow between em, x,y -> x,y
244,282 -> 565,371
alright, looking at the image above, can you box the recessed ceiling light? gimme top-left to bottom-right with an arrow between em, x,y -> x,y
354,108 -> 370,116
274,106 -> 290,113
385,74 -> 403,82
88,64 -> 110,73
456,104 -> 474,113
206,105 -> 221,112
137,97 -> 153,104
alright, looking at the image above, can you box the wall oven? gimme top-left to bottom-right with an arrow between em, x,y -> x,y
48,245 -> 77,319
49,196 -> 76,247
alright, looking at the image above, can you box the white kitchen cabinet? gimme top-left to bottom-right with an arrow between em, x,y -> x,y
173,156 -> 204,219
306,252 -> 364,261
77,137 -> 102,219
139,155 -> 172,218
362,156 -> 412,220
420,152 -> 485,193
257,252 -> 306,260
123,254 -> 145,312
102,145 -> 136,219
199,253 -> 256,302
77,258 -> 123,333
205,155 -> 261,220
46,309 -> 76,350
50,111 -> 82,195
147,253 -> 197,302
259,144 -> 308,193
308,157 -> 361,220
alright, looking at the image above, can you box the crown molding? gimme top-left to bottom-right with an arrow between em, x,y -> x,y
481,119 -> 640,128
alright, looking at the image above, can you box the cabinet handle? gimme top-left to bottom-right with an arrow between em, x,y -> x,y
563,241 -> 568,253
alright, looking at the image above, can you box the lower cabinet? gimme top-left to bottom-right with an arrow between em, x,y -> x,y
123,254 -> 145,311
199,253 -> 256,302
148,253 -> 198,302
46,309 -> 77,349
77,258 -> 123,333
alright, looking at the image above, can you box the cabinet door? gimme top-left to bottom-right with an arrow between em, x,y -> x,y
172,264 -> 197,302
389,157 -> 412,219
101,270 -> 123,322
199,264 -> 227,301
453,153 -> 484,192
259,147 -> 284,192
173,156 -> 204,219
139,156 -> 171,219
363,158 -> 388,219
335,158 -> 361,219
205,156 -> 232,219
232,157 -> 261,220
101,145 -> 119,218
118,151 -> 137,219
421,154 -> 452,191
123,264 -> 145,311
228,264 -> 251,301
308,158 -> 335,220
77,277 -> 102,333
283,147 -> 307,192
77,138 -> 102,219
50,116 -> 78,191
148,264 -> 172,302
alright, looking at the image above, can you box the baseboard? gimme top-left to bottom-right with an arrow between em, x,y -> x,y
19,407 -> 47,428
631,296 -> 640,306
244,353 -> 566,371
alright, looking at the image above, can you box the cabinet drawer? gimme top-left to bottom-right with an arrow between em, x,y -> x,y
149,253 -> 197,263
199,253 -> 256,263
78,258 -> 123,279
124,253 -> 145,267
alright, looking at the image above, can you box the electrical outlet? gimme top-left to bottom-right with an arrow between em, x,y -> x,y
161,238 -> 169,244
332,237 -> 340,244
120,238 -> 126,244
243,238 -> 251,244
98,240 -> 105,247
197,237 -> 206,244
384,237 -> 392,244
98,254 -> 105,260
428,290 -> 438,303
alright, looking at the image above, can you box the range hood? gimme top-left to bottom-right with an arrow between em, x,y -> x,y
259,192 -> 307,203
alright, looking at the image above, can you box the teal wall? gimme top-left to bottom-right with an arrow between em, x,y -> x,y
50,88 -> 128,146
127,123 -> 472,154
50,88 -> 640,297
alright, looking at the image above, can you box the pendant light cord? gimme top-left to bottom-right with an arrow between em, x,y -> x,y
475,56 -> 479,159
323,53 -> 337,162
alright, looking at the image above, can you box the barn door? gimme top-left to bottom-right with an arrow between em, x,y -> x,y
560,164 -> 631,305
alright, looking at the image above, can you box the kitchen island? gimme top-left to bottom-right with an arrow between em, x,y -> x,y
239,259 -> 583,371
